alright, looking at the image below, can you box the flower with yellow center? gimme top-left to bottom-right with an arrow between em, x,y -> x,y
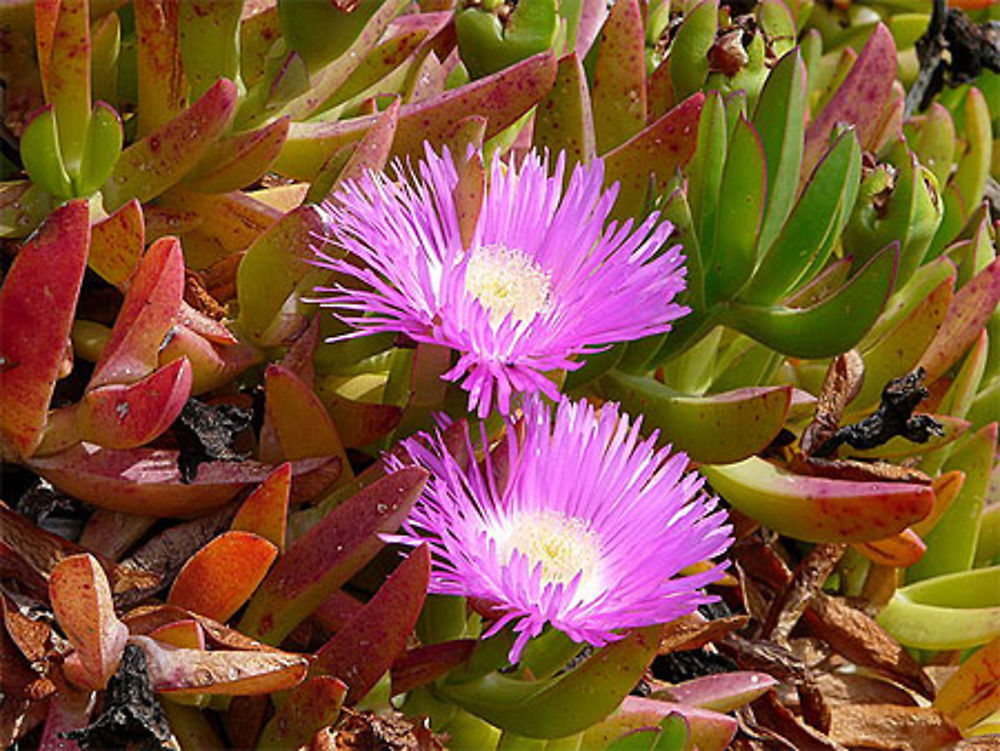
386,394 -> 733,663
313,146 -> 689,417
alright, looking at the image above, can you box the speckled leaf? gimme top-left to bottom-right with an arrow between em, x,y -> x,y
701,457 -> 934,543
88,235 -> 183,389
88,199 -> 144,288
935,635 -> 1000,729
178,0 -> 241,100
103,79 -> 238,211
47,357 -> 193,452
533,53 -> 596,168
273,53 -> 557,181
50,554 -> 128,689
133,0 -> 186,136
603,93 -> 703,220
0,200 -> 89,458
801,23 -> 896,180
148,619 -> 205,649
238,467 -> 428,645
27,445 -> 337,517
591,0 -> 646,153
312,545 -> 430,705
168,531 -> 278,623
183,117 -> 290,194
599,372 -> 791,464
44,0 -> 91,171
918,257 -> 1000,383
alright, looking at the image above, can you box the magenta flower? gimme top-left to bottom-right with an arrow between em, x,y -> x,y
385,395 -> 733,663
312,147 -> 689,417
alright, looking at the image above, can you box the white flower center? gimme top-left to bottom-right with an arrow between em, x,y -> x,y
464,244 -> 552,328
499,510 -> 602,590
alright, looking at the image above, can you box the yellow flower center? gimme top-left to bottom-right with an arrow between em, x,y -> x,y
464,244 -> 552,328
500,510 -> 602,589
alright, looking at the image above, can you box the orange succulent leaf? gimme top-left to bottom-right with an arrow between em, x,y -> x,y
0,200 -> 90,459
262,364 -> 352,476
935,635 -> 1000,730
88,235 -> 184,390
148,619 -> 206,650
232,462 -> 291,552
239,466 -> 428,645
912,470 -> 966,538
168,531 -> 279,623
853,528 -> 927,568
312,544 -> 431,705
49,554 -> 128,690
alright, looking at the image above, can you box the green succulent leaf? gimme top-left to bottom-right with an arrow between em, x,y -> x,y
722,241 -> 899,359
20,105 -> 75,199
436,626 -> 661,740
751,47 -> 806,256
704,115 -> 765,305
76,102 -> 123,197
686,91 -> 726,273
597,371 -> 791,464
910,423 -> 997,584
669,0 -> 718,103
456,0 -> 558,80
739,128 -> 861,305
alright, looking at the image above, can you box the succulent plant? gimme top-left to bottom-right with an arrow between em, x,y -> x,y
1,0 -> 999,748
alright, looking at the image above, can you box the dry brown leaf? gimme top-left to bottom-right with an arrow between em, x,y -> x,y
800,351 -> 865,457
750,691 -> 847,751
813,671 -> 918,707
828,704 -> 961,750
761,543 -> 847,644
659,611 -> 750,654
803,593 -> 936,700
2,593 -> 52,663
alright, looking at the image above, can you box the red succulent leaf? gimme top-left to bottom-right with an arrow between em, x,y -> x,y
0,200 -> 90,458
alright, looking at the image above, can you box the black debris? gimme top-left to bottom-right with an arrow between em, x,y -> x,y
172,398 -> 253,483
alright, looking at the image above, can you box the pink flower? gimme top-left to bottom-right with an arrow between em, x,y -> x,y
312,147 -> 688,417
385,395 -> 733,663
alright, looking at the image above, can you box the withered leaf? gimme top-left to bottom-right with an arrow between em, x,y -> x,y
761,543 -> 847,644
750,691 -> 846,751
801,351 -> 865,457
331,709 -> 443,751
659,612 -> 750,654
828,704 -> 961,750
813,671 -> 918,707
803,593 -> 936,700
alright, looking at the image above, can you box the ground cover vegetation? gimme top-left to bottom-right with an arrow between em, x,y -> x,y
1,0 -> 999,748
